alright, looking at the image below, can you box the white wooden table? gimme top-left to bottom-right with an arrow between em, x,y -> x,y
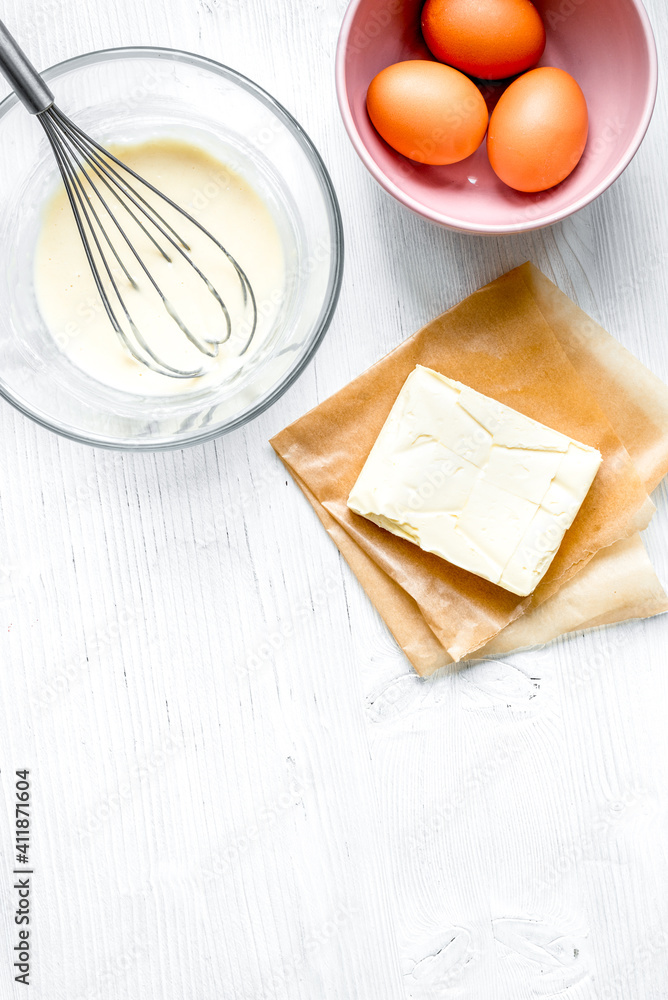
1,1 -> 667,998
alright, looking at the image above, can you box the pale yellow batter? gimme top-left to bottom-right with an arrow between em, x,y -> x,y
34,138 -> 286,395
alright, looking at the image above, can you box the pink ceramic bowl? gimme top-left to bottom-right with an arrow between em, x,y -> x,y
336,0 -> 658,234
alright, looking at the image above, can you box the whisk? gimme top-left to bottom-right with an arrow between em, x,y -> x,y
0,21 -> 257,379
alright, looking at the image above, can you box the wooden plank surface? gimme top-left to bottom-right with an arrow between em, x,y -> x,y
1,1 -> 667,998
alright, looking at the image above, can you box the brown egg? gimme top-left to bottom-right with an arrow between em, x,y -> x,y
366,60 -> 488,166
487,67 -> 589,192
422,0 -> 546,81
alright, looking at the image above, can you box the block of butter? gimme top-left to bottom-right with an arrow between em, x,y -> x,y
348,366 -> 603,597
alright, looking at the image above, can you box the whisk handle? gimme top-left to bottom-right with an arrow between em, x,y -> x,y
0,20 -> 54,114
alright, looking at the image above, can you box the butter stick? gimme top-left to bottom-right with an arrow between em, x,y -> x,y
348,366 -> 602,597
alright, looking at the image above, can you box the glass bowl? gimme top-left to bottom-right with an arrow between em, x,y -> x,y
0,47 -> 344,449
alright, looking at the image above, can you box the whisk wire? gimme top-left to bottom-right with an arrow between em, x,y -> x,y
51,114 -> 220,363
40,117 -> 127,334
40,110 -> 204,378
36,104 -> 260,378
50,107 -> 259,352
63,129 -> 236,352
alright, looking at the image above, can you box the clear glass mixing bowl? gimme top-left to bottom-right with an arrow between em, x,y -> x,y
0,47 -> 344,449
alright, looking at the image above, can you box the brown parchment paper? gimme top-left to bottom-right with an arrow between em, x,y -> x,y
296,460 -> 668,677
272,266 -> 654,661
522,264 -> 668,494
477,534 -> 668,659
292,468 -> 666,675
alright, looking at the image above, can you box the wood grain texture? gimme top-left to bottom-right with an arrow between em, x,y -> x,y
1,1 -> 667,998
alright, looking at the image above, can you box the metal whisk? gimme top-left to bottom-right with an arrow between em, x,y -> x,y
0,21 -> 257,379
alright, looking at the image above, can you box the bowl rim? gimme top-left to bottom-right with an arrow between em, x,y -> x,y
335,0 -> 659,235
0,44 -> 345,451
